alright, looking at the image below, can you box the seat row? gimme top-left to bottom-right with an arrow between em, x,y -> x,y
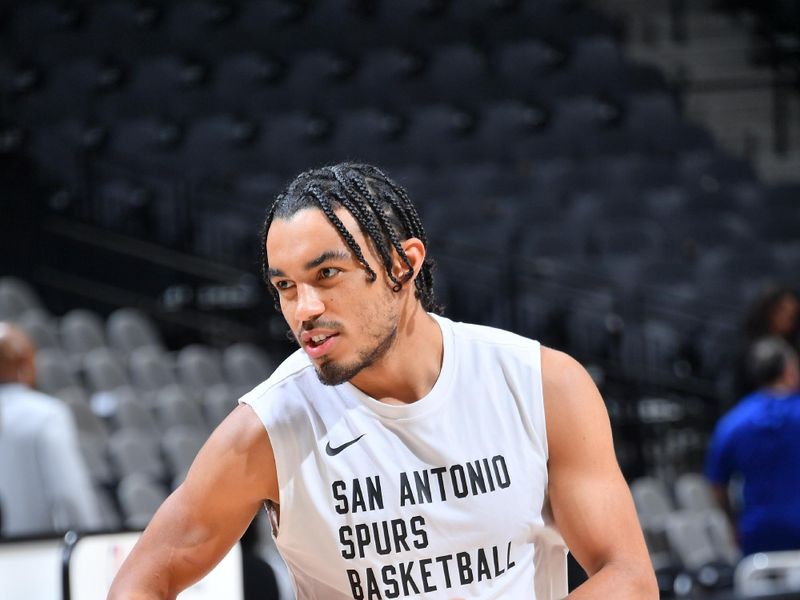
2,0 -> 616,62
3,37 -> 658,124
27,94 -> 710,186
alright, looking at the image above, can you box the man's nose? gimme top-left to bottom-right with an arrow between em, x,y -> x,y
294,284 -> 325,323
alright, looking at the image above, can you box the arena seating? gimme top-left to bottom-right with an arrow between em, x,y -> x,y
0,276 -> 279,529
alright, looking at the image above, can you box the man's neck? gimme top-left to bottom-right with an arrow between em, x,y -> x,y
348,305 -> 443,404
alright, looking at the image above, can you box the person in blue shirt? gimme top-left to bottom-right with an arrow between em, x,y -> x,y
705,336 -> 800,556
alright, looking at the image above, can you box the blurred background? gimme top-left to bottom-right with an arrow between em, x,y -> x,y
0,0 -> 799,598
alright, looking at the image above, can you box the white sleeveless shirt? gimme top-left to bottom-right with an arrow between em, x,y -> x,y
241,314 -> 568,599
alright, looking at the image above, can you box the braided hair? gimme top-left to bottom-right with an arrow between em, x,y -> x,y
260,162 -> 442,314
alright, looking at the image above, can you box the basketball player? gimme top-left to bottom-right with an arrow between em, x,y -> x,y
109,163 -> 657,599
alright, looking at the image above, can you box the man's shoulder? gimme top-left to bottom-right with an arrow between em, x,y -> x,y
444,316 -> 539,351
1,383 -> 68,412
714,392 -> 773,438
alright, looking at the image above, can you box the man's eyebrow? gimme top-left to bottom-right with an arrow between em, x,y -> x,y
304,250 -> 351,270
267,250 -> 351,279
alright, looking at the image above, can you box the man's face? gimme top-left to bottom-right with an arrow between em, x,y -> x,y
266,207 -> 401,385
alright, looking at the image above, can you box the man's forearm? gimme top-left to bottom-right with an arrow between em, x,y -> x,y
567,560 -> 658,599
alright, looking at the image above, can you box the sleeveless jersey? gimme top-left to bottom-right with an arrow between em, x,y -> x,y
241,314 -> 568,599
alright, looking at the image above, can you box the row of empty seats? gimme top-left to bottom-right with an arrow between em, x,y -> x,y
2,37 -> 665,124
26,94 -> 706,181
1,0 -> 617,61
631,474 -> 740,594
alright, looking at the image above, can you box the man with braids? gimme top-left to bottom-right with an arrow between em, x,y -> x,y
109,163 -> 656,599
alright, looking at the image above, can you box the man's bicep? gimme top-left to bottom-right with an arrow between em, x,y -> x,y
542,348 -> 650,576
110,404 -> 277,597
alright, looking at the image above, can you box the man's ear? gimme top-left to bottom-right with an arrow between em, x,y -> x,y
394,237 -> 426,285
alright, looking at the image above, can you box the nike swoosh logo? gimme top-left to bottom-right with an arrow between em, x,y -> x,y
325,434 -> 366,456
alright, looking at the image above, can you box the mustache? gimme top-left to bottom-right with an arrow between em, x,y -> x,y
286,319 -> 343,344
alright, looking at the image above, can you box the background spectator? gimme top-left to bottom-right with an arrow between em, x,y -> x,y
705,336 -> 800,556
0,322 -> 103,537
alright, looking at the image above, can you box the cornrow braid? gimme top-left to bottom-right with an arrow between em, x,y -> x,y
304,184 -> 377,282
260,162 -> 443,314
354,164 -> 438,303
331,166 -> 410,292
328,168 -> 400,289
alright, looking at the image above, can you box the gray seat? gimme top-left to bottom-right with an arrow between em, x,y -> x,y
64,397 -> 109,441
665,509 -> 738,572
93,485 -> 122,531
177,344 -> 225,394
16,308 -> 59,350
108,428 -> 166,481
106,307 -> 163,357
631,476 -> 674,529
79,435 -> 116,487
36,348 -> 80,394
129,346 -> 177,392
114,388 -> 160,437
53,385 -> 91,406
203,383 -> 238,429
0,277 -> 42,320
60,309 -> 107,358
117,473 -> 168,530
664,510 -> 719,572
223,343 -> 274,388
674,473 -> 716,513
84,347 -> 129,393
155,384 -> 207,431
162,425 -> 207,486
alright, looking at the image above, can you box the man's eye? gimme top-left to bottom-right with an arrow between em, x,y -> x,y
274,280 -> 294,291
320,267 -> 340,279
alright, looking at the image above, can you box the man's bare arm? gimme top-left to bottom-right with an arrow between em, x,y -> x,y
542,347 -> 658,599
107,404 -> 278,600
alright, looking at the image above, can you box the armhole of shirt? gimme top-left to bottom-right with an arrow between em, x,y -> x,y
240,393 -> 293,541
531,340 -> 549,462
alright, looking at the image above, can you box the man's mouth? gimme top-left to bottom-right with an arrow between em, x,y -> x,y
308,333 -> 336,347
299,329 -> 340,358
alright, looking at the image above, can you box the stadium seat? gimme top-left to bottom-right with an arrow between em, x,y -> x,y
15,308 -> 60,350
177,345 -> 225,394
106,308 -> 163,357
425,43 -> 493,103
213,51 -> 287,114
84,347 -> 130,393
128,346 -> 178,393
223,343 -> 273,389
155,384 -> 207,431
0,277 -> 42,320
60,309 -> 107,359
674,473 -> 717,513
117,473 -> 168,529
36,349 -> 83,395
203,383 -> 238,429
113,388 -> 161,438
79,436 -> 116,487
329,108 -> 408,167
494,38 -> 567,101
109,428 -> 167,481
631,476 -> 675,527
162,425 -> 207,485
64,396 -> 109,441
354,47 -> 428,108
